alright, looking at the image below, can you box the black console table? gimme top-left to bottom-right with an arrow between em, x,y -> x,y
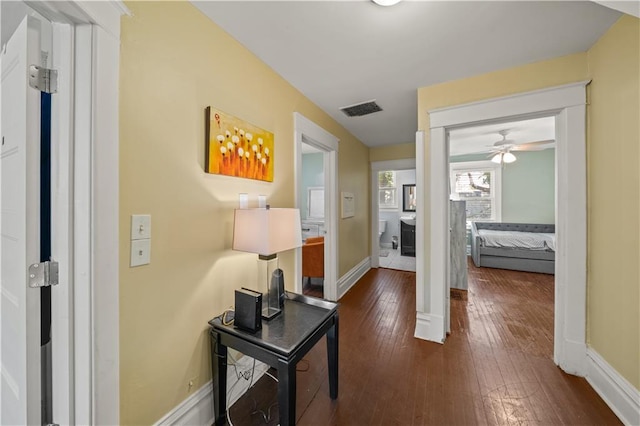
208,292 -> 339,425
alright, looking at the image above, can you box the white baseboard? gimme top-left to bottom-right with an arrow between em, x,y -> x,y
337,257 -> 371,299
414,312 -> 445,343
557,338 -> 587,377
154,356 -> 269,426
586,348 -> 640,426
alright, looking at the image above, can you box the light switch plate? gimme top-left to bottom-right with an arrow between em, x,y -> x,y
130,239 -> 151,267
131,214 -> 151,240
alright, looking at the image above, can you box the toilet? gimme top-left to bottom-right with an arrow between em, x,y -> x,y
378,220 -> 387,245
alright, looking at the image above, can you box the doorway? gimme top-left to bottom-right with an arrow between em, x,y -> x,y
447,117 -> 557,342
375,169 -> 417,272
370,159 -> 416,271
0,1 -> 125,423
420,82 -> 588,376
294,113 -> 339,301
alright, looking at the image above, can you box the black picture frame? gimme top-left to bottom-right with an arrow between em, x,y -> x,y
403,184 -> 416,212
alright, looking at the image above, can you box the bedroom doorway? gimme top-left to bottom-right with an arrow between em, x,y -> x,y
423,82 -> 589,375
447,117 -> 557,357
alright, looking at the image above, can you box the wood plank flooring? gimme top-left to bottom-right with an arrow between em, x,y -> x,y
227,261 -> 621,425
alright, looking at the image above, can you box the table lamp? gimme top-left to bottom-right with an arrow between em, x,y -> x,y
232,206 -> 302,319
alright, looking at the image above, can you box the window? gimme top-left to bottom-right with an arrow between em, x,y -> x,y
378,170 -> 397,208
450,161 -> 501,222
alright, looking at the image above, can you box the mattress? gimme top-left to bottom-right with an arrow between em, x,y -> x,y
478,229 -> 556,251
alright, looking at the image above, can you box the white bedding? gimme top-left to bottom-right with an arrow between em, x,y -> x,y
478,229 -> 556,251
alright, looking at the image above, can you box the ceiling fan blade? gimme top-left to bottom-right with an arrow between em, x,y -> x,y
511,140 -> 555,151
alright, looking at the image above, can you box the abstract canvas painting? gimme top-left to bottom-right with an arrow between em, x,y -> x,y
205,106 -> 274,182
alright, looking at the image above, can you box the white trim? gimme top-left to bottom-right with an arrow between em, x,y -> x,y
414,312 -> 444,343
72,24 -> 93,425
154,382 -> 213,426
415,132 -> 425,313
423,82 -> 589,376
11,1 -> 128,423
293,113 -> 339,301
429,81 -> 590,128
50,20 -> 74,426
154,357 -> 269,426
337,257 -> 371,300
90,23 -> 121,425
553,104 -> 588,375
425,126 -> 448,343
586,349 -> 640,426
370,158 -> 416,269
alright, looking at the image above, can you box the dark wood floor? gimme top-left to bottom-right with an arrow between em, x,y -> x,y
228,261 -> 621,425
302,278 -> 324,299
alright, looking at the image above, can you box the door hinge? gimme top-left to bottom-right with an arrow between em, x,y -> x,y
28,65 -> 58,94
28,260 -> 59,288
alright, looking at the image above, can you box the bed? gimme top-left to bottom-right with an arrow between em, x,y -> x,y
470,222 -> 555,274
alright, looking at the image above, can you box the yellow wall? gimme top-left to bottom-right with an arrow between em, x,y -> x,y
119,2 -> 369,424
369,142 -> 416,162
586,15 -> 639,389
417,17 -> 639,390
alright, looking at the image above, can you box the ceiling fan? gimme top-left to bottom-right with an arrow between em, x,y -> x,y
488,130 -> 553,164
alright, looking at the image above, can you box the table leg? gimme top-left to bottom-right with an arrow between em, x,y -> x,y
210,330 -> 227,426
277,359 -> 297,426
327,313 -> 339,399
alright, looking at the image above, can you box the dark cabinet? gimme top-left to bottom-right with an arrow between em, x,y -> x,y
400,221 -> 415,257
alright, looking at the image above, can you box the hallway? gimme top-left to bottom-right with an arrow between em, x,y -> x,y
229,267 -> 619,425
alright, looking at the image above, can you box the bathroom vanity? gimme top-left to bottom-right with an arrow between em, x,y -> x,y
400,217 -> 416,257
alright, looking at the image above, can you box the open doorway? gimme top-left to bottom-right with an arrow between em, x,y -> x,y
370,159 -> 416,271
299,144 -> 326,298
377,169 -> 417,272
422,82 -> 588,374
447,117 -> 557,355
293,113 -> 339,301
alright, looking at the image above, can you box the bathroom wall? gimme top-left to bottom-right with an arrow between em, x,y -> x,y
379,169 -> 416,247
300,152 -> 324,220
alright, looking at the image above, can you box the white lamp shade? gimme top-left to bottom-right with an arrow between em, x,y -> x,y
491,153 -> 502,164
232,208 -> 302,256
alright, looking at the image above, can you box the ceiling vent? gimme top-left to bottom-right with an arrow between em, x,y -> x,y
339,100 -> 382,117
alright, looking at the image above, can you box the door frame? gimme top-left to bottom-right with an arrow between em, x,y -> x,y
23,1 -> 128,423
370,159 -> 416,268
417,81 -> 589,376
293,113 -> 339,301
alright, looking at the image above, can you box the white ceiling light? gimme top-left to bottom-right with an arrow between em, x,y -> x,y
503,152 -> 517,163
372,0 -> 402,6
491,151 -> 517,164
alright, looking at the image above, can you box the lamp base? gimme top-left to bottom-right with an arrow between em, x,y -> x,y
262,306 -> 281,320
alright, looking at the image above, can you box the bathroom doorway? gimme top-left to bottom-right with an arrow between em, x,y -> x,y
300,144 -> 326,298
371,159 -> 417,272
294,113 -> 339,301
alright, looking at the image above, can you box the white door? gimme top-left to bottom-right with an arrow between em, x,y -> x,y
1,15 -> 45,425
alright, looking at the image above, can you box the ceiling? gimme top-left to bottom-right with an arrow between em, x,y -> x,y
449,116 -> 555,157
192,1 -> 621,148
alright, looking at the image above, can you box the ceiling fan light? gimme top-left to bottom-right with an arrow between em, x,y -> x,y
372,0 -> 402,6
491,153 -> 502,164
503,152 -> 517,163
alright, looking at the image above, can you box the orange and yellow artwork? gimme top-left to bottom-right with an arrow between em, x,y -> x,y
205,106 -> 274,182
